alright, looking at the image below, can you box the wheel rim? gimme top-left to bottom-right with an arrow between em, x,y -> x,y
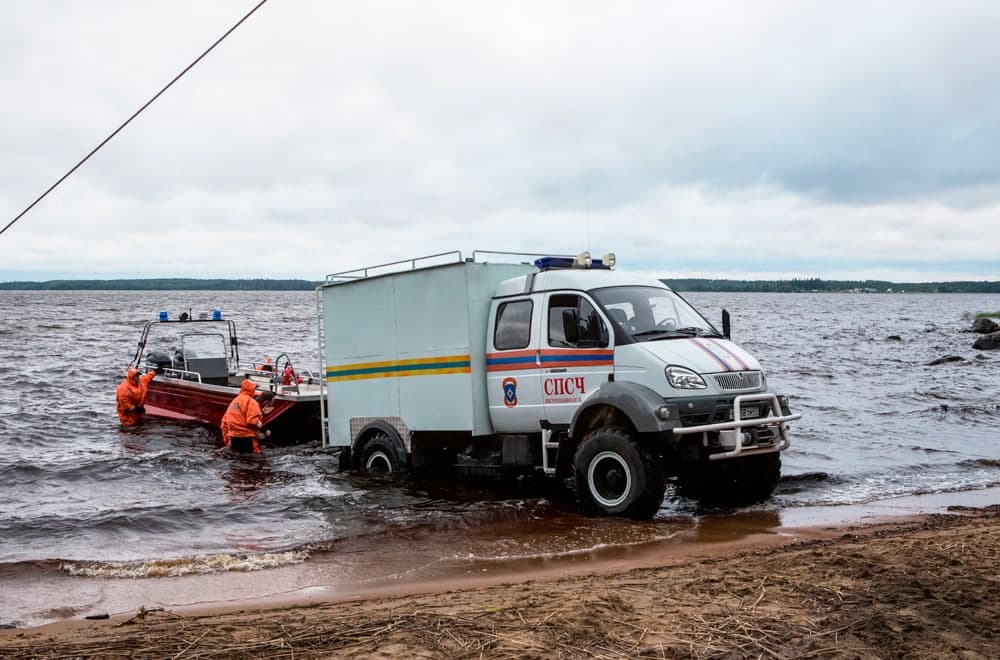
587,451 -> 632,507
365,450 -> 393,473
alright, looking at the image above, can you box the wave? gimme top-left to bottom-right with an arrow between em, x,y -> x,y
0,449 -> 206,486
773,470 -> 1000,508
448,530 -> 689,564
779,471 -> 833,484
958,458 -> 1000,469
60,550 -> 308,578
907,445 -> 961,454
906,403 -> 1000,423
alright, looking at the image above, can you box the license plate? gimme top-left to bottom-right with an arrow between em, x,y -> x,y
739,405 -> 760,419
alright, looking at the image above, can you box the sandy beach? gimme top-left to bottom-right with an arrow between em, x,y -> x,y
3,503 -> 998,659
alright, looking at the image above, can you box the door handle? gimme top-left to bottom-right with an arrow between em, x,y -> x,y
548,368 -> 567,373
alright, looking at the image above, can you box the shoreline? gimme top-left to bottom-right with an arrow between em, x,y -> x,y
4,486 -> 999,633
3,506 -> 997,658
3,490 -> 999,657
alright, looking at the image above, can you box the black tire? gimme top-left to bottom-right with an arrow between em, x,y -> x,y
677,452 -> 781,505
573,428 -> 666,519
358,432 -> 404,475
337,447 -> 352,472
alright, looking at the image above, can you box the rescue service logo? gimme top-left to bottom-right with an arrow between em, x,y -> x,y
543,376 -> 586,405
502,377 -> 518,408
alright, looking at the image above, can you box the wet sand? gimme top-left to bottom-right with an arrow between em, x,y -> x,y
5,487 -> 998,632
3,491 -> 1000,658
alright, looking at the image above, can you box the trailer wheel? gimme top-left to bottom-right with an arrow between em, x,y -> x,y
677,452 -> 781,505
573,428 -> 666,519
359,432 -> 402,474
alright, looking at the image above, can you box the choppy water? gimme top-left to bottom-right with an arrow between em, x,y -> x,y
1,290 -> 999,624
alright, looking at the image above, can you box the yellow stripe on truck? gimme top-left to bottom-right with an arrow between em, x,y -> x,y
326,355 -> 471,382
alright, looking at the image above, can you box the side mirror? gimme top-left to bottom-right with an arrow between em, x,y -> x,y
562,309 -> 579,343
722,309 -> 731,339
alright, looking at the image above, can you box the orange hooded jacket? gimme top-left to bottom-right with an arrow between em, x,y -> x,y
221,380 -> 264,450
116,368 -> 156,426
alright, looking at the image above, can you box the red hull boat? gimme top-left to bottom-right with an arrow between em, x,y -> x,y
127,311 -> 323,443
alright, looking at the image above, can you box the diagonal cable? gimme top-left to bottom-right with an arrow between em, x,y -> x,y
0,0 -> 270,237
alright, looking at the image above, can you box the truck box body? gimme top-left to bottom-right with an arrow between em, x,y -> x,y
316,250 -> 801,517
321,260 -> 534,447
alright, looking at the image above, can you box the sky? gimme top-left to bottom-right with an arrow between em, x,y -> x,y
1,1 -> 999,282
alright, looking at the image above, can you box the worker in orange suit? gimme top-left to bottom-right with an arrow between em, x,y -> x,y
116,367 -> 156,427
281,364 -> 303,385
221,380 -> 272,454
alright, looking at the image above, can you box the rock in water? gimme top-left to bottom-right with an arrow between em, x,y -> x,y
972,331 -> 1000,350
971,318 -> 999,333
926,355 -> 966,366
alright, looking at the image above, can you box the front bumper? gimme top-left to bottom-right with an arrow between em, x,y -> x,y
670,393 -> 801,461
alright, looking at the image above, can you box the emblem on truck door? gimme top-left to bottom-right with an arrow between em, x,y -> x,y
502,377 -> 518,407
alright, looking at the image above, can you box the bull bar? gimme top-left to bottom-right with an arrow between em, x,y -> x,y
670,393 -> 801,461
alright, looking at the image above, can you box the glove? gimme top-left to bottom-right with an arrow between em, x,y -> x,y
135,405 -> 146,414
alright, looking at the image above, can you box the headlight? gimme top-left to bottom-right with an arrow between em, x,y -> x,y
665,366 -> 707,389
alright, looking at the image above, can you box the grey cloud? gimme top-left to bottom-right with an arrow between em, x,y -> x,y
2,1 -> 1000,280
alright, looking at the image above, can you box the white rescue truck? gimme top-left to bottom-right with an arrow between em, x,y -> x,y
317,251 -> 800,518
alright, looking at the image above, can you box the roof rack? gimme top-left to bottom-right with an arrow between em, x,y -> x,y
471,250 -> 566,264
323,249 -> 612,284
325,251 -> 464,282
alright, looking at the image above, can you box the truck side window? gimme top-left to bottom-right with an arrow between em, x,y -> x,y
548,295 -> 609,348
494,300 -> 533,350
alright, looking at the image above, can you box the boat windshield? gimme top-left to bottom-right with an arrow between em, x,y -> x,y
591,286 -> 721,342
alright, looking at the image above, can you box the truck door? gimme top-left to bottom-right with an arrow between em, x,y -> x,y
542,292 -> 614,426
487,297 -> 544,432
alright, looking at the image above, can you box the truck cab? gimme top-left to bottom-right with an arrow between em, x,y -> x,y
318,251 -> 799,518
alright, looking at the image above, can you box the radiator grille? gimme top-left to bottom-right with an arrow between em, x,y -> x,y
713,371 -> 763,391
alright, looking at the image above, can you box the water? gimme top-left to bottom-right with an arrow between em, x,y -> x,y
1,290 -> 999,624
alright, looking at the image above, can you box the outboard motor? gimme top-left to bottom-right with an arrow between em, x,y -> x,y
145,351 -> 173,371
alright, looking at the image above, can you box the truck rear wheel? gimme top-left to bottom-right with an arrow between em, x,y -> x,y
677,452 -> 781,505
573,428 -> 666,519
358,432 -> 404,474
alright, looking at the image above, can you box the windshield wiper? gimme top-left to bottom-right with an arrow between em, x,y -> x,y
631,327 -> 723,341
631,329 -> 692,340
675,326 -> 725,337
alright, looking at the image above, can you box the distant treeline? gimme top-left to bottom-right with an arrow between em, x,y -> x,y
0,278 -> 320,291
1,276 -> 999,293
660,277 -> 1000,293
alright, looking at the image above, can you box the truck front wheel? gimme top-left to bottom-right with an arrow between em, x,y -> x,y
677,452 -> 781,504
573,428 -> 666,519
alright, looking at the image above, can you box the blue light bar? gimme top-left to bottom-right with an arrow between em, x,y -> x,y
212,309 -> 223,320
159,311 -> 169,321
533,256 -> 612,271
534,256 -> 575,270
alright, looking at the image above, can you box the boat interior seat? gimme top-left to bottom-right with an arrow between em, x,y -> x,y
185,357 -> 229,385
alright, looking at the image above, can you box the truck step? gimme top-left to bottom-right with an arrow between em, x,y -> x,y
543,442 -> 560,449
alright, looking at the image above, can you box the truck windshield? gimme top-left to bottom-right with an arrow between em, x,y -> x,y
591,286 -> 720,341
